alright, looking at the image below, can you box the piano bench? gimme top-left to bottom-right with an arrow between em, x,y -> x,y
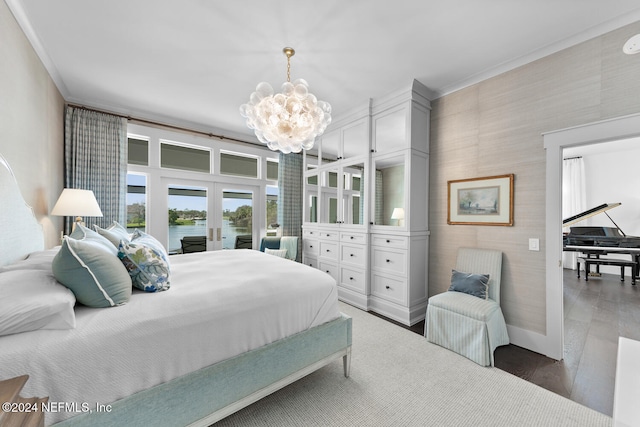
577,257 -> 637,285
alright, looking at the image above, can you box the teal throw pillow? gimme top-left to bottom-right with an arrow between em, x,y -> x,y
69,224 -> 116,254
448,269 -> 490,300
94,221 -> 130,248
118,240 -> 170,292
52,236 -> 132,307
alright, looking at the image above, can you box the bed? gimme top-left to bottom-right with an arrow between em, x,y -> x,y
0,153 -> 352,426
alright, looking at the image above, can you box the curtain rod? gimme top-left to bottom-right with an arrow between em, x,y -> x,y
563,156 -> 582,160
66,103 -> 262,148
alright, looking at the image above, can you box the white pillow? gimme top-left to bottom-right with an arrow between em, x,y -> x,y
0,248 -> 60,273
265,248 -> 288,258
0,269 -> 76,336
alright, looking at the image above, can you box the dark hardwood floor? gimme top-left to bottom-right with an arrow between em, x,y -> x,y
378,268 -> 640,417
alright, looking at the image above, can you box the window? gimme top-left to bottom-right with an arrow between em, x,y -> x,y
266,185 -> 279,235
266,159 -> 279,181
220,152 -> 258,178
161,142 -> 210,173
126,173 -> 147,232
128,137 -> 148,166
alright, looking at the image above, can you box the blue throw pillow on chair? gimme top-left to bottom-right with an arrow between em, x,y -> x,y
448,269 -> 490,300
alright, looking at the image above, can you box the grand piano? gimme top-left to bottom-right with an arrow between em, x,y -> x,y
563,203 -> 640,285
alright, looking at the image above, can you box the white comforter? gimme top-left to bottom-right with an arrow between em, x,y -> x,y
0,249 -> 340,425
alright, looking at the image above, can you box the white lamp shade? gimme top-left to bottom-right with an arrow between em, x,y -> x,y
51,189 -> 103,217
391,207 -> 405,220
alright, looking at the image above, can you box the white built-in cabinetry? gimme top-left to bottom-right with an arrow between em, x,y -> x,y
302,80 -> 430,325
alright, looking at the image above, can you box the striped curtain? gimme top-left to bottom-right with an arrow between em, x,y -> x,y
277,152 -> 303,261
64,106 -> 127,233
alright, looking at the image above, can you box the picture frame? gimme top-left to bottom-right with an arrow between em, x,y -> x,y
447,174 -> 514,226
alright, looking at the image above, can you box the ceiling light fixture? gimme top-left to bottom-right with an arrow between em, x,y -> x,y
239,47 -> 332,153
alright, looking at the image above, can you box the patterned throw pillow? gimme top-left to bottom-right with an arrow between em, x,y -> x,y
118,241 -> 170,292
265,248 -> 288,258
131,230 -> 169,263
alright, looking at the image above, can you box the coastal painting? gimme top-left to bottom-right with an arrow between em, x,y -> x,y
448,174 -> 514,226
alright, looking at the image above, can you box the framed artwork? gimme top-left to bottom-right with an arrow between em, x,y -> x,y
447,174 -> 514,226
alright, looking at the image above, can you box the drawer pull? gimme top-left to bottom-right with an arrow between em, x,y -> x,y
326,249 -> 331,253
349,277 -> 354,280
386,239 -> 390,243
386,259 -> 391,263
350,236 -> 354,240
350,253 -> 354,257
310,245 -> 313,248
385,285 -> 391,290
325,270 -> 330,273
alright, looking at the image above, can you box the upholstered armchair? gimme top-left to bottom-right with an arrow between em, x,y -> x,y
259,236 -> 299,261
425,247 -> 509,366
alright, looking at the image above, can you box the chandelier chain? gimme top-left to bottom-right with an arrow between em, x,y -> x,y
286,55 -> 291,83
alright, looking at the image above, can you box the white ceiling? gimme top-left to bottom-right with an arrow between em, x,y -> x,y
7,0 -> 640,143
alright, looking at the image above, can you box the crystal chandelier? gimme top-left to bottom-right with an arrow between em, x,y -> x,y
239,47 -> 332,153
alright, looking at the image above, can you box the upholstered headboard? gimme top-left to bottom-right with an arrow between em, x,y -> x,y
0,153 -> 45,267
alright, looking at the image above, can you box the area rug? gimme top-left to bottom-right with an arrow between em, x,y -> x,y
215,302 -> 611,426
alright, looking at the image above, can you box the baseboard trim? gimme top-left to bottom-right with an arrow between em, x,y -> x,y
506,324 -> 558,360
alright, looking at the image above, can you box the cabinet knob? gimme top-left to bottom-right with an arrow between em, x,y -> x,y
325,270 -> 330,273
350,253 -> 354,257
385,285 -> 391,290
310,245 -> 313,248
386,239 -> 390,243
350,277 -> 354,280
386,259 -> 390,263
326,249 -> 331,253
350,236 -> 354,240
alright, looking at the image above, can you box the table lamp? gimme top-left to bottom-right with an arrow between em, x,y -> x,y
51,188 -> 103,231
391,207 -> 405,226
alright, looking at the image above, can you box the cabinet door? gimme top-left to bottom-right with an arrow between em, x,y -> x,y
341,161 -> 366,225
320,129 -> 340,165
372,153 -> 406,228
342,119 -> 369,160
373,107 -> 407,154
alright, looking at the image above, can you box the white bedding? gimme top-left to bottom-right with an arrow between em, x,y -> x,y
0,249 -> 340,425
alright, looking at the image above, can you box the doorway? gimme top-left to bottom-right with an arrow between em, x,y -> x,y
543,113 -> 640,360
161,178 -> 259,253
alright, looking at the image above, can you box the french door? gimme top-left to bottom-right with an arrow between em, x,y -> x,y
161,178 -> 259,253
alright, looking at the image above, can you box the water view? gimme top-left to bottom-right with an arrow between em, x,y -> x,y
167,219 -> 251,251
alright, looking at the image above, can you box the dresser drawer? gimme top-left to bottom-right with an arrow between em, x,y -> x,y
302,238 -> 318,255
371,247 -> 407,276
340,243 -> 367,267
340,232 -> 368,244
371,234 -> 409,249
371,273 -> 407,305
319,231 -> 339,241
303,255 -> 317,269
319,241 -> 339,260
340,266 -> 366,293
319,260 -> 339,283
303,228 -> 318,238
